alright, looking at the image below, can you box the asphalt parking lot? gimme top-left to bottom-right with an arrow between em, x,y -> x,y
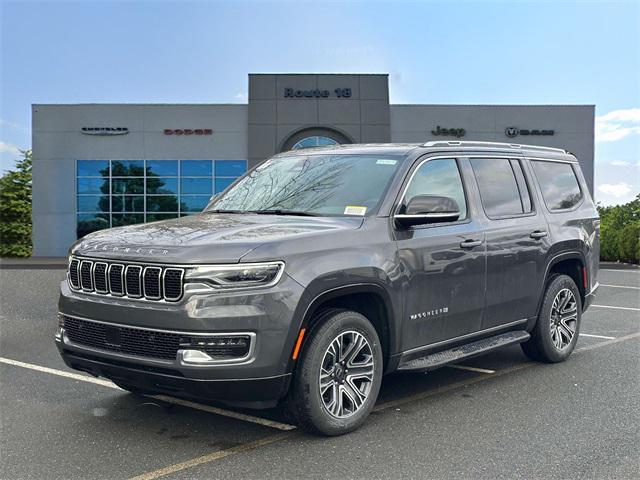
1,265 -> 638,479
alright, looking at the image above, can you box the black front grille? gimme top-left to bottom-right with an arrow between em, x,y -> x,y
109,264 -> 124,295
68,257 -> 183,302
125,265 -> 142,297
163,268 -> 184,301
62,316 -> 252,362
143,267 -> 161,299
63,316 -> 181,360
80,261 -> 93,291
68,259 -> 80,289
94,263 -> 108,293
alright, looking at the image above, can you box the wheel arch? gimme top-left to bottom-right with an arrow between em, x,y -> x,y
289,283 -> 397,374
538,251 -> 588,317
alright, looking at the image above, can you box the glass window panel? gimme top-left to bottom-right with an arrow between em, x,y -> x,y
147,213 -> 179,222
181,195 -> 210,212
112,178 -> 144,194
111,160 -> 145,176
147,160 -> 178,177
147,195 -> 179,212
112,195 -> 144,212
404,159 -> 467,220
215,160 -> 246,177
147,177 -> 178,194
532,161 -> 582,210
77,178 -> 109,195
214,177 -> 236,193
181,178 -> 212,194
470,158 -> 523,217
77,213 -> 110,238
181,160 -> 212,176
77,196 -> 110,212
112,214 -> 144,227
77,160 -> 109,177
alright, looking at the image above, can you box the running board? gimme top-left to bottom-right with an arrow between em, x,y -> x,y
397,331 -> 530,372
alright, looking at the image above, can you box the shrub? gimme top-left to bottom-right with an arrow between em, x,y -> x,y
598,194 -> 640,264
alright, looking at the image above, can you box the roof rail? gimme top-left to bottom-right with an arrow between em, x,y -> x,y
422,140 -> 567,154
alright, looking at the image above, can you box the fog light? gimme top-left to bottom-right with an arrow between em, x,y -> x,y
179,349 -> 215,364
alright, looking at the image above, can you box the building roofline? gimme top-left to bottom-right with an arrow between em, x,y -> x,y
249,72 -> 388,76
391,103 -> 596,107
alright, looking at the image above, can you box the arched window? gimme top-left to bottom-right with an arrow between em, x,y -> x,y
292,136 -> 340,150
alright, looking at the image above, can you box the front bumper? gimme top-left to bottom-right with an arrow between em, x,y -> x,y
57,344 -> 290,408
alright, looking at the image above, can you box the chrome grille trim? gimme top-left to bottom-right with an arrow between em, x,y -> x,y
80,260 -> 94,291
68,256 -> 184,302
108,264 -> 125,296
125,265 -> 143,298
143,266 -> 162,300
93,262 -> 109,294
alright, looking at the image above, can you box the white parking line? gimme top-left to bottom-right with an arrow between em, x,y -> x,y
600,269 -> 640,273
580,333 -> 616,340
447,365 -> 496,374
0,356 -> 296,431
600,284 -> 640,290
591,304 -> 640,312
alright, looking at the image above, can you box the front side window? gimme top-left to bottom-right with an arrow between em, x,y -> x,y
208,154 -> 403,216
470,158 -> 527,217
402,158 -> 467,220
531,160 -> 582,210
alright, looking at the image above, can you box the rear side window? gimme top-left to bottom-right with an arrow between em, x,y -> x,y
531,161 -> 582,210
470,158 -> 530,217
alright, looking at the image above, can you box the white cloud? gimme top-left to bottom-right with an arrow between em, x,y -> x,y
597,182 -> 633,198
595,107 -> 640,142
610,160 -> 640,168
0,141 -> 21,156
234,92 -> 248,103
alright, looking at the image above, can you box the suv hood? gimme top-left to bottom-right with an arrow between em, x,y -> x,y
71,213 -> 364,264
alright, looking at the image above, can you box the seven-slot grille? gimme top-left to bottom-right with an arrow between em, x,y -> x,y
68,257 -> 184,302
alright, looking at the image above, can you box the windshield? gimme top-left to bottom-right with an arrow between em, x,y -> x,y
206,154 -> 404,216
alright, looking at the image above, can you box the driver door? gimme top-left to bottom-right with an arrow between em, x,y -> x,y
394,157 -> 487,351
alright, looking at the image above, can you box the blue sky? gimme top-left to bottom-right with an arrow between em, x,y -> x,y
1,0 -> 638,205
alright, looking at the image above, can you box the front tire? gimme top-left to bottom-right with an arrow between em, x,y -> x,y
522,274 -> 582,363
288,310 -> 383,436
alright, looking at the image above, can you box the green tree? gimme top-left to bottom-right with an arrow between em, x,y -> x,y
0,149 -> 32,257
598,193 -> 640,264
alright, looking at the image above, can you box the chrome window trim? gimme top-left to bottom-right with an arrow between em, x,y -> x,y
93,262 -> 109,294
142,266 -> 163,300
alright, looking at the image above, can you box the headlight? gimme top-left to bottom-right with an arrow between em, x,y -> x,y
185,262 -> 285,290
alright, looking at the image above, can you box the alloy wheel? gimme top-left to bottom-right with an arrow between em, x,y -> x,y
550,288 -> 578,350
319,330 -> 375,418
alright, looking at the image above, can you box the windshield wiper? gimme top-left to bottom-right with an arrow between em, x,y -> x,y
205,209 -> 245,214
248,209 -> 322,217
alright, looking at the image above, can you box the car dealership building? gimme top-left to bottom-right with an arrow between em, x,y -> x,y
32,73 -> 595,257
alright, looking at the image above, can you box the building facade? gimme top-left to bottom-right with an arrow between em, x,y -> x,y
32,73 -> 594,257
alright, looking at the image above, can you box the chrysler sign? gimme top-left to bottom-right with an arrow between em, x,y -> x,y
81,127 -> 129,135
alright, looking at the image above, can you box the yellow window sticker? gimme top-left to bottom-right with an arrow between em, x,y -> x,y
344,205 -> 367,216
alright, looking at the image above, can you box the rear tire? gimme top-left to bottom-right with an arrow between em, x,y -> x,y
521,274 -> 582,363
288,309 -> 383,436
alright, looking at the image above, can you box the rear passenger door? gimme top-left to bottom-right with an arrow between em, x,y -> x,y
469,157 -> 549,329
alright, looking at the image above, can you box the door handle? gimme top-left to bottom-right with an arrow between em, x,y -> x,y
460,239 -> 482,249
530,230 -> 548,239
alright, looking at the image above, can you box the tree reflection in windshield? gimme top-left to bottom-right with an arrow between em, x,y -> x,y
207,154 -> 403,216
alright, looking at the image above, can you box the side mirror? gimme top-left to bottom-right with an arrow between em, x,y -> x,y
394,195 -> 461,228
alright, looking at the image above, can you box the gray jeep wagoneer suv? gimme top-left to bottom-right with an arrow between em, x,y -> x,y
57,141 -> 599,435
